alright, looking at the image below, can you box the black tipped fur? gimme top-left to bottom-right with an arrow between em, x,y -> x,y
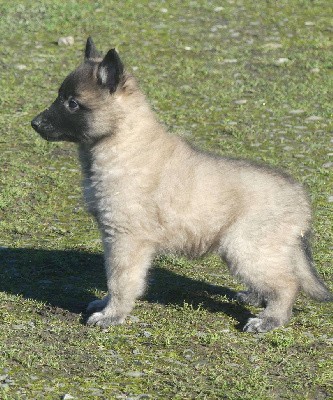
85,36 -> 102,60
97,49 -> 124,93
299,232 -> 332,302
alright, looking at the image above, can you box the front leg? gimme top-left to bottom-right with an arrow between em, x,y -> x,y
87,236 -> 155,328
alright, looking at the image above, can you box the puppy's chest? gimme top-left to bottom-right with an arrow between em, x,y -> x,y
83,171 -> 120,214
82,166 -> 149,225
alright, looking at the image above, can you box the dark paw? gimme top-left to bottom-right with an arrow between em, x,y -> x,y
86,297 -> 109,314
236,291 -> 265,307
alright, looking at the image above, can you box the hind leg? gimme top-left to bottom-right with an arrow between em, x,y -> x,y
243,276 -> 299,333
220,230 -> 301,332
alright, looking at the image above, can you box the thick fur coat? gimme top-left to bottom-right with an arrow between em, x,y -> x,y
31,38 -> 332,332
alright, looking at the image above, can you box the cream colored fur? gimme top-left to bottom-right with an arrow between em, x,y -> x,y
32,40 -> 331,332
79,71 -> 330,332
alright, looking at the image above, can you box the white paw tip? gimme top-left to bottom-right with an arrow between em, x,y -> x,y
87,312 -> 104,325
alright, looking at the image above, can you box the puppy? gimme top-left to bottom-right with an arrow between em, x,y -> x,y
31,37 -> 332,332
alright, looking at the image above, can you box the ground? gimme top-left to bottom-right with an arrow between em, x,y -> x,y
0,1 -> 332,399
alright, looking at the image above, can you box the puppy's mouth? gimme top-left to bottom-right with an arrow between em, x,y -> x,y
37,130 -> 66,142
31,117 -> 65,142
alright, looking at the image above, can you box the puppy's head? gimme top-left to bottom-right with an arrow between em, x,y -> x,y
31,37 -> 131,143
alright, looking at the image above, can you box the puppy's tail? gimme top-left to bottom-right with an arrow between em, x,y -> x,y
295,233 -> 332,302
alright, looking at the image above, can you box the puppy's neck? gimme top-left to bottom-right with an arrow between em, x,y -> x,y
77,92 -> 177,179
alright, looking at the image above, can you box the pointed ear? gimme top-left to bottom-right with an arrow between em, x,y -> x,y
97,49 -> 124,93
85,37 -> 102,60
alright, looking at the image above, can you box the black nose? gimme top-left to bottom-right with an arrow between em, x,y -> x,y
31,117 -> 42,130
31,117 -> 41,131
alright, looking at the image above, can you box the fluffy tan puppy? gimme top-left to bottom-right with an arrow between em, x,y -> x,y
31,38 -> 332,332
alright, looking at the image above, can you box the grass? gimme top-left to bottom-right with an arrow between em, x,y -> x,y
0,0 -> 332,398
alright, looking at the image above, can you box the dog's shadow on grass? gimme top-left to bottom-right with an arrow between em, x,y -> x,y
0,247 -> 253,330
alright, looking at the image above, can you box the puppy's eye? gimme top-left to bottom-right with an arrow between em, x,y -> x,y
68,98 -> 79,110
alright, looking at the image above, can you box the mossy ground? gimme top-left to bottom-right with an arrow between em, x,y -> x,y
0,1 -> 332,399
